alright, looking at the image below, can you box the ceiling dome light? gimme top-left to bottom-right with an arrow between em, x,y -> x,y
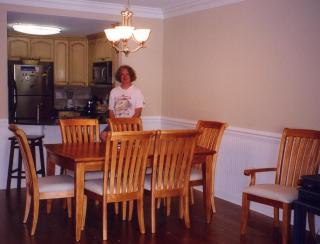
12,23 -> 61,35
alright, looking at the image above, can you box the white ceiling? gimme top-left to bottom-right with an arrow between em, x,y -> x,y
4,0 -> 243,36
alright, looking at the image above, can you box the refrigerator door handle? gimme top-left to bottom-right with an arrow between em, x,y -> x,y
13,81 -> 17,118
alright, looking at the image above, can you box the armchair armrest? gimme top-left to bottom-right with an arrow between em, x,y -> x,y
243,167 -> 277,186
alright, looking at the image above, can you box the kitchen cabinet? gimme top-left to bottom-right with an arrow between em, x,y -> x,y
8,36 -> 54,61
54,39 -> 88,86
87,33 -> 118,84
69,40 -> 88,86
8,37 -> 30,60
30,38 -> 54,61
54,40 -> 69,85
88,37 -> 112,63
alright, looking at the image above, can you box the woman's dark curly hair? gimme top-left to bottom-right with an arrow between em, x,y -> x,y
115,65 -> 137,82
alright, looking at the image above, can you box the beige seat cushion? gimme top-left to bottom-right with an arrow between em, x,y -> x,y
190,168 -> 202,181
85,179 -> 129,195
144,174 -> 151,191
66,170 -> 103,180
38,175 -> 74,193
243,184 -> 298,203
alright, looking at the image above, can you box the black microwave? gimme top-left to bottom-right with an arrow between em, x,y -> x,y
92,61 -> 112,85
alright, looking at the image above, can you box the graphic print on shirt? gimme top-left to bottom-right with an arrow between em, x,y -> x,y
114,94 -> 133,117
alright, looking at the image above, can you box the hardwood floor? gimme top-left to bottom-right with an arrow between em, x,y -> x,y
0,189 -> 313,244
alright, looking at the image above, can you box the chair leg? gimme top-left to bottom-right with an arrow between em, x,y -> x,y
137,199 -> 145,234
166,197 -> 171,216
128,200 -> 134,221
156,198 -> 161,209
307,212 -> 315,239
151,196 -> 156,233
274,207 -> 280,228
67,198 -> 72,218
179,196 -> 184,219
23,189 -> 32,223
211,193 -> 216,213
282,203 -> 291,244
82,196 -> 87,230
31,197 -> 39,235
184,193 -> 191,229
240,193 -> 249,235
190,187 -> 194,205
114,202 -> 119,215
102,201 -> 108,241
46,199 -> 53,214
122,201 -> 127,221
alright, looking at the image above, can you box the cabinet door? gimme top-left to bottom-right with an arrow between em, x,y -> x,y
54,40 -> 69,85
30,38 -> 54,61
8,37 -> 30,60
88,39 -> 96,84
95,38 -> 112,61
69,40 -> 88,86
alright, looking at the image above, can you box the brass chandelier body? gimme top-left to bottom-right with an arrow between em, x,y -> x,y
104,1 -> 151,56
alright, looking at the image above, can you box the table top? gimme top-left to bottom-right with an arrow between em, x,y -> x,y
45,142 -> 215,163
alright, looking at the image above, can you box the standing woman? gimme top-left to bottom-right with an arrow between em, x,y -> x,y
100,65 -> 144,141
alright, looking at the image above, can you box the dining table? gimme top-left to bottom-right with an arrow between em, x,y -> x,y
45,142 -> 216,241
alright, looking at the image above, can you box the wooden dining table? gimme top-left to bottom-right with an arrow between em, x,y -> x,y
45,142 -> 215,241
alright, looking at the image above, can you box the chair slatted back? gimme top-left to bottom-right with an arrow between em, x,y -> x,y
9,125 -> 39,193
275,128 -> 320,187
104,131 -> 155,199
152,130 -> 197,195
59,119 -> 100,144
196,120 -> 228,153
108,118 -> 143,132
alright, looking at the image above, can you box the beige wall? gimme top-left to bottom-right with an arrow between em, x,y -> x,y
118,17 -> 163,116
0,9 -> 7,118
163,0 -> 320,133
0,4 -> 163,118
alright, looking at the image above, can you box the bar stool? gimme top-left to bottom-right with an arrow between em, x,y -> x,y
6,135 -> 45,190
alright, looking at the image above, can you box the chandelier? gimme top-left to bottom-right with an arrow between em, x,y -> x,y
104,0 -> 151,56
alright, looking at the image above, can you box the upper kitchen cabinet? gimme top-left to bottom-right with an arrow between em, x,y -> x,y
69,40 -> 88,86
88,33 -> 112,62
87,32 -> 118,84
54,40 -> 69,86
30,39 -> 54,61
8,35 -> 54,61
54,38 -> 88,86
8,36 -> 30,60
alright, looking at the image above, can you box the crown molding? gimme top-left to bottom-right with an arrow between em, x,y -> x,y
0,0 -> 163,19
163,0 -> 244,18
0,0 -> 244,19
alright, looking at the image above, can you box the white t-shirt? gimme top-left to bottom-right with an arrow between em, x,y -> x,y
108,85 -> 144,118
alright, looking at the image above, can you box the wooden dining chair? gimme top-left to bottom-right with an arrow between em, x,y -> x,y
240,128 -> 320,244
144,130 -> 198,233
108,117 -> 144,220
58,118 -> 103,179
189,120 -> 228,213
108,117 -> 143,132
83,130 -> 155,240
9,125 -> 74,236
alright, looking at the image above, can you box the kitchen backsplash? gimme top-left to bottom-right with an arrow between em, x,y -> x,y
54,85 -> 110,110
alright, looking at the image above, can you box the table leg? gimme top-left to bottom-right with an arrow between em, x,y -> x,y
205,155 -> 213,223
75,164 -> 85,242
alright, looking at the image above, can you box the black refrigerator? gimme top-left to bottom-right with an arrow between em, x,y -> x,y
8,61 -> 54,124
